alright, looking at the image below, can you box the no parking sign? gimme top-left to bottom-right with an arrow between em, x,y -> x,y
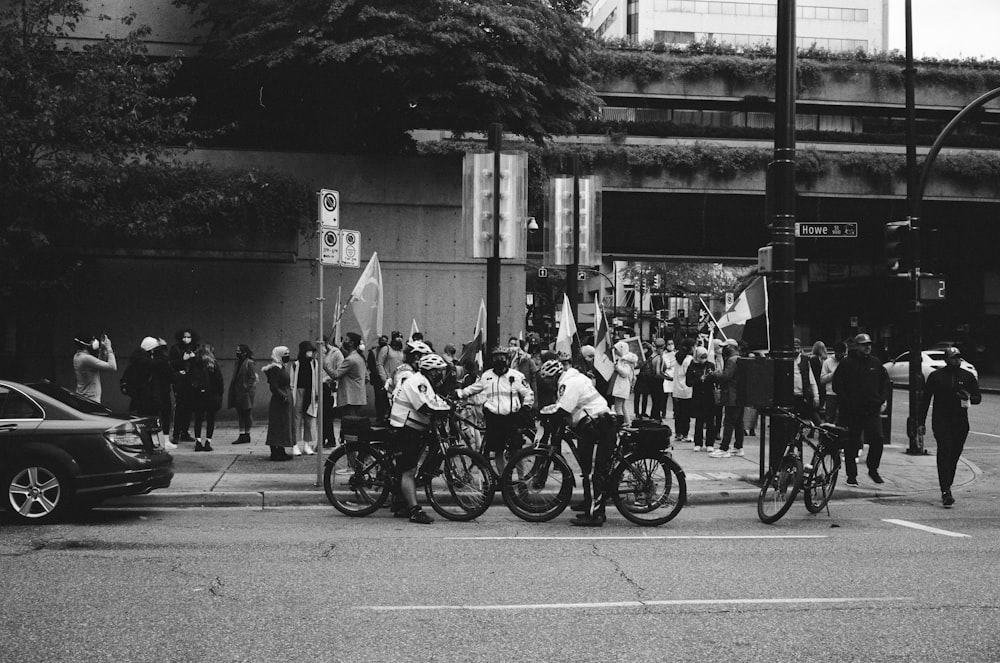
321,229 -> 340,266
339,229 -> 360,268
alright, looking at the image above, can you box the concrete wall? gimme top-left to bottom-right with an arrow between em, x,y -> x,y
36,151 -> 527,416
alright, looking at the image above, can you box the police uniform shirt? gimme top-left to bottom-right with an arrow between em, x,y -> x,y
457,368 -> 534,416
555,367 -> 611,426
389,370 -> 448,431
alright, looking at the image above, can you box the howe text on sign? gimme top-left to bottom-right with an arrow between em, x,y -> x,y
795,222 -> 858,238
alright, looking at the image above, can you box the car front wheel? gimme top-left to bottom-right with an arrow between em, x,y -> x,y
4,461 -> 72,524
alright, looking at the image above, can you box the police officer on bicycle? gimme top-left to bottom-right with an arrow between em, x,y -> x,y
456,345 -> 535,477
538,353 -> 618,527
388,353 -> 451,524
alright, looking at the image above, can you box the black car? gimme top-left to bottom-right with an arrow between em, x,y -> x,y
0,379 -> 173,523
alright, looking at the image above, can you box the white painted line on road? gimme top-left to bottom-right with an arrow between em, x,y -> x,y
446,535 -> 828,541
970,430 -> 1000,439
883,519 -> 971,538
359,597 -> 912,612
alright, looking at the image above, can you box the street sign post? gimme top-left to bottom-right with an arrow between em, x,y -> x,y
794,222 -> 858,238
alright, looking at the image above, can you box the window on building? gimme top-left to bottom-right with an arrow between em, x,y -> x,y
668,0 -> 683,10
801,6 -> 815,19
681,0 -> 695,11
735,3 -> 748,15
709,2 -> 723,13
721,2 -> 736,14
656,30 -> 697,44
695,1 -> 709,12
855,9 -> 868,21
764,4 -> 776,16
815,7 -> 829,19
654,0 -> 669,11
749,4 -> 763,16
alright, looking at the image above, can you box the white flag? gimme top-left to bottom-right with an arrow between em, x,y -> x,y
555,294 -> 578,359
349,252 -> 383,348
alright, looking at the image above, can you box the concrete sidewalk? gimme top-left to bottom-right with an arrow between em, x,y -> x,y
104,420 -> 976,510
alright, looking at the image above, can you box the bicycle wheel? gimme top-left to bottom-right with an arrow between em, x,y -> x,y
500,447 -> 574,522
757,456 -> 804,524
424,447 -> 494,521
323,443 -> 393,517
804,448 -> 840,513
610,451 -> 686,526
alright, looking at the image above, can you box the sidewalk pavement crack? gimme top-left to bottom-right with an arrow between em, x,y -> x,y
209,456 -> 241,492
589,543 -> 648,606
321,543 -> 337,558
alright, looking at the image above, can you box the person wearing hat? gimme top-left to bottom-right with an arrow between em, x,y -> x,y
456,345 -> 535,478
832,332 -> 890,485
73,332 -> 117,403
330,332 -> 369,419
918,346 -> 981,507
122,336 -> 176,450
289,340 -> 320,455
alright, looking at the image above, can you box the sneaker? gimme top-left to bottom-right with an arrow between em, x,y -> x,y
747,429 -> 756,436
179,432 -> 195,442
570,513 -> 606,527
291,446 -> 302,456
164,439 -> 178,451
203,441 -> 213,452
409,507 -> 434,524
194,441 -> 206,452
845,476 -> 858,486
692,445 -> 702,452
709,449 -> 731,458
942,491 -> 955,507
868,470 -> 884,484
732,449 -> 745,457
232,433 -> 250,445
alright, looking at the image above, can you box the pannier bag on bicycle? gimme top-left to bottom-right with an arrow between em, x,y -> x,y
341,416 -> 372,443
621,423 -> 673,452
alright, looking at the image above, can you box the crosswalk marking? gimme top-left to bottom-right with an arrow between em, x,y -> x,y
884,518 -> 971,538
359,596 -> 911,612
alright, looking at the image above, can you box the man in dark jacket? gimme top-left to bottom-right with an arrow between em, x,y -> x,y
918,347 -> 981,507
832,333 -> 889,485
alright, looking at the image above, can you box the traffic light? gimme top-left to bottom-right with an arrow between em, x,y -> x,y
884,221 -> 911,274
653,274 -> 663,289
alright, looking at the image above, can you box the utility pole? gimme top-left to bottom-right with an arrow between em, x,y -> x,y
565,155 -> 581,323
769,0 -> 797,470
486,123 -> 502,352
903,0 -> 926,455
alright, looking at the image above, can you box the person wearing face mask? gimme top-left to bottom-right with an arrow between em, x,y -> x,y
456,346 -> 535,477
378,333 -> 406,401
73,333 -> 117,403
168,328 -> 201,445
228,344 -> 258,445
330,332 -> 368,419
289,340 -> 320,455
263,345 -> 294,461
122,336 -> 176,449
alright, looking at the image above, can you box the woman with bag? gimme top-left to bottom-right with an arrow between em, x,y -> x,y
610,340 -> 638,424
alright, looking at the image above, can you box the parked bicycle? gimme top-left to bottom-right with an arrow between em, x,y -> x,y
756,407 -> 847,524
323,412 -> 495,521
499,407 -> 687,526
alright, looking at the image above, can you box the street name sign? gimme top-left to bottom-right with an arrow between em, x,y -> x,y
795,222 -> 858,238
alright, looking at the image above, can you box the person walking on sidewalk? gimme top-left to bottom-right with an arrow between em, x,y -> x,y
711,339 -> 745,458
228,344 -> 258,445
832,333 -> 889,486
263,346 -> 294,461
918,346 -> 982,507
190,344 -> 224,452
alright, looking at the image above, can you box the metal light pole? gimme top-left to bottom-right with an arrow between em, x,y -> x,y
565,155 -> 581,322
903,0 -> 926,455
769,0 -> 797,471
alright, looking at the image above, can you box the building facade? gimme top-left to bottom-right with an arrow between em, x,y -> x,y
585,0 -> 888,52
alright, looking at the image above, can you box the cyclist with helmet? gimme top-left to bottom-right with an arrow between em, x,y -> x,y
456,345 -> 535,477
538,353 -> 618,527
386,339 -> 433,397
388,353 -> 451,524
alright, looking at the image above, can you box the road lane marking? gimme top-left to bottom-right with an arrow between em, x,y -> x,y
446,535 -> 828,541
883,519 -> 971,538
359,597 -> 912,612
970,430 -> 1000,439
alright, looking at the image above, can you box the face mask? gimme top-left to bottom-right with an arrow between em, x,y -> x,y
281,355 -> 290,364
358,344 -> 366,354
492,359 -> 508,373
390,340 -> 402,350
91,339 -> 100,351
305,351 -> 314,359
182,337 -> 192,345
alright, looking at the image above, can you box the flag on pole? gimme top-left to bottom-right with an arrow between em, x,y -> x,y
333,286 -> 343,343
408,319 -> 420,342
457,299 -> 487,367
592,298 -> 615,381
716,276 -> 769,349
349,252 -> 383,349
555,294 -> 578,359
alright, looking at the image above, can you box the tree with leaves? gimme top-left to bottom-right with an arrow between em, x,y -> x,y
172,0 -> 604,151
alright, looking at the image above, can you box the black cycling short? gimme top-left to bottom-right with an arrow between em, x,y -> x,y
390,425 -> 429,471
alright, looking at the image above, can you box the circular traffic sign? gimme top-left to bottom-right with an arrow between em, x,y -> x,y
322,192 -> 338,212
323,230 -> 338,247
345,232 -> 356,245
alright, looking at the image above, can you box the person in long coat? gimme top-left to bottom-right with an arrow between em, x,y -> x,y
228,344 -> 258,445
263,346 -> 293,461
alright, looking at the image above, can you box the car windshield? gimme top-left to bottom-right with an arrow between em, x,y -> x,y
24,380 -> 113,415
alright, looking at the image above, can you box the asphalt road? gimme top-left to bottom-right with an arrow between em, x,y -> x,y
2,484 -> 998,662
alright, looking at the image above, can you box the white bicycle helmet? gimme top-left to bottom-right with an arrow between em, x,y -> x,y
418,353 -> 448,371
407,340 -> 432,355
539,359 -> 564,379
